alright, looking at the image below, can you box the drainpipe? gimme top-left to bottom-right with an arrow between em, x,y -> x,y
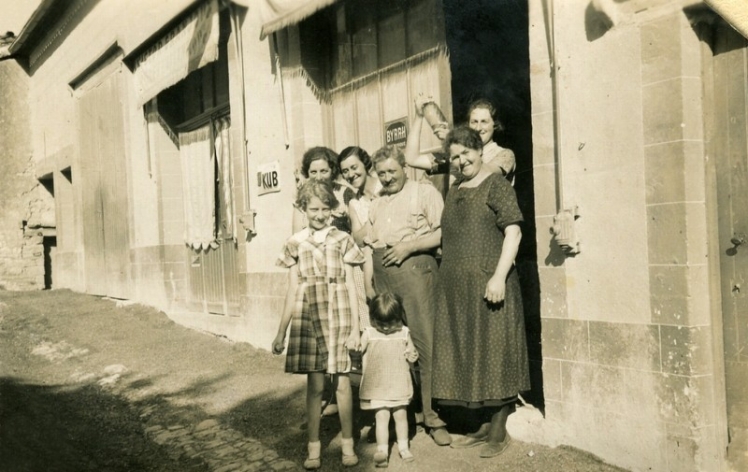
544,0 -> 580,255
230,4 -> 257,237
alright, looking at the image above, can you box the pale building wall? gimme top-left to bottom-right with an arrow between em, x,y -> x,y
26,0 -> 200,307
524,1 -> 724,471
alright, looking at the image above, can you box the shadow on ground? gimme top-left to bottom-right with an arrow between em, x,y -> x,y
0,377 -> 207,472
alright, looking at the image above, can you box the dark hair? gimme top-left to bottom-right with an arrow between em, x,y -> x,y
369,292 -> 405,334
295,179 -> 339,211
371,145 -> 406,169
301,146 -> 340,180
443,126 -> 483,154
467,98 -> 504,133
338,146 -> 372,172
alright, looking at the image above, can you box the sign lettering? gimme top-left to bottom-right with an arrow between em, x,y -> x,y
384,119 -> 408,146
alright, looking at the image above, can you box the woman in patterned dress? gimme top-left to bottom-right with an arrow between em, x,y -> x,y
432,126 -> 530,458
273,179 -> 364,469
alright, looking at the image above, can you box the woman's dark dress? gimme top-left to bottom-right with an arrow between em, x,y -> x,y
433,172 -> 530,404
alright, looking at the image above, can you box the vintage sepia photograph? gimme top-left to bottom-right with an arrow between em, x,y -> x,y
0,0 -> 746,471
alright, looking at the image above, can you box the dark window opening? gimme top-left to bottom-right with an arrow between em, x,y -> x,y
43,236 -> 56,289
157,11 -> 231,131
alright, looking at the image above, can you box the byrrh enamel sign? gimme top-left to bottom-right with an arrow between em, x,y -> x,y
384,118 -> 408,146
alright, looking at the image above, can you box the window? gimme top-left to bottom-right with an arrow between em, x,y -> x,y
157,12 -> 231,132
150,11 -> 234,249
291,0 -> 445,89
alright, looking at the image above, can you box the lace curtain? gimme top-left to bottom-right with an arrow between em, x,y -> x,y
179,124 -> 216,250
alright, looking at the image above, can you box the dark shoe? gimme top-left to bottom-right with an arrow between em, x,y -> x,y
479,433 -> 511,458
429,427 -> 452,446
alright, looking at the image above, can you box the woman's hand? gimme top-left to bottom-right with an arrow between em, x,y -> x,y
346,331 -> 361,351
272,333 -> 286,355
414,93 -> 433,117
383,242 -> 413,267
484,274 -> 507,305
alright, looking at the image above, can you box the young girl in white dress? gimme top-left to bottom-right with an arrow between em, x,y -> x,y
359,292 -> 419,467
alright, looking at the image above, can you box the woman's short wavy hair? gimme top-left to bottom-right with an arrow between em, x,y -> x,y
295,178 -> 339,211
443,126 -> 483,154
371,145 -> 406,169
301,146 -> 340,180
467,98 -> 505,133
338,146 -> 372,172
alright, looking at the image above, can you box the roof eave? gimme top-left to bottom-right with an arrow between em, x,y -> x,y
8,0 -> 61,55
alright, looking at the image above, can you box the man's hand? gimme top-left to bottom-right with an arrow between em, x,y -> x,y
383,242 -> 413,267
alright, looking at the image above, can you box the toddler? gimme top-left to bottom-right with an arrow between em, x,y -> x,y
359,292 -> 419,467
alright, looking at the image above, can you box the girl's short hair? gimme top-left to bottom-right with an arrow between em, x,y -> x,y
371,145 -> 406,169
467,98 -> 505,133
443,126 -> 483,154
301,146 -> 340,180
338,146 -> 372,172
295,179 -> 339,210
369,292 -> 405,334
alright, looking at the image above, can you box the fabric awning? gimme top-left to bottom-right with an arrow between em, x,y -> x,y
132,0 -> 220,106
705,0 -> 748,40
234,0 -> 339,39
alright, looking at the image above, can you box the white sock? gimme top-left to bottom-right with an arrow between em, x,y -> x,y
308,441 -> 321,459
341,437 -> 355,456
398,440 -> 409,452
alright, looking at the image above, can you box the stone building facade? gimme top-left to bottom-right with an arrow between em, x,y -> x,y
0,37 -> 55,291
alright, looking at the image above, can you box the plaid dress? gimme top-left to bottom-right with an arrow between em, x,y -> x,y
277,227 -> 365,374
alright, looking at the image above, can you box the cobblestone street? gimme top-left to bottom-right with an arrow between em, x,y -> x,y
0,290 -> 628,472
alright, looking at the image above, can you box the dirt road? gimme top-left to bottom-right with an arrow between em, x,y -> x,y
0,289 -> 628,471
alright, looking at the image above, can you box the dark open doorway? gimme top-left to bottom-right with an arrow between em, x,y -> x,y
443,0 -> 543,410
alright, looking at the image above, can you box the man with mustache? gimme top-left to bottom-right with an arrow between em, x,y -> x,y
366,145 -> 451,446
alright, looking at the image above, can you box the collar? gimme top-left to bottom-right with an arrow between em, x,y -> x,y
306,225 -> 334,243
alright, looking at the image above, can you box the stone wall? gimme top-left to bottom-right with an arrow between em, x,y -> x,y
0,59 -> 54,291
523,1 -> 725,471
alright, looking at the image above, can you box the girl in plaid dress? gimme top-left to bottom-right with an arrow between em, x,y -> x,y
359,292 -> 419,467
273,179 -> 364,470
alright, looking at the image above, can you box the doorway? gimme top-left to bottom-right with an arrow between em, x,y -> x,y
77,65 -> 131,300
705,19 -> 748,471
442,0 -> 542,409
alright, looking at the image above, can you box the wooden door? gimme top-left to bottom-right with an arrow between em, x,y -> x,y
78,69 -> 131,299
186,120 -> 240,315
711,22 -> 748,469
